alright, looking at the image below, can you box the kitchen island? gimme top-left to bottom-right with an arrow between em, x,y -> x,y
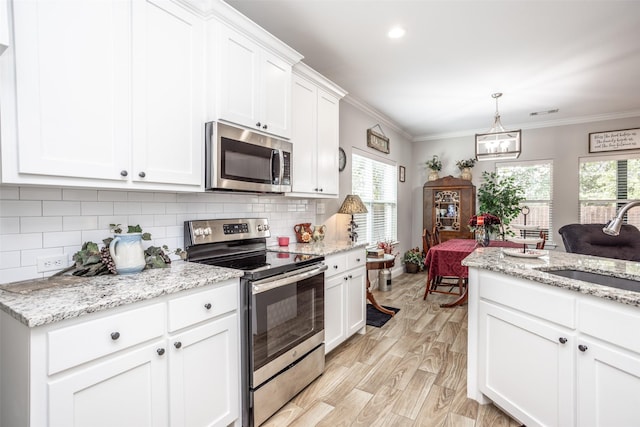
0,262 -> 244,427
462,248 -> 640,427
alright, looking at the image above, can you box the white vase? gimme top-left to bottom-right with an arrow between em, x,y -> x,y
428,170 -> 439,181
461,167 -> 472,180
109,233 -> 146,275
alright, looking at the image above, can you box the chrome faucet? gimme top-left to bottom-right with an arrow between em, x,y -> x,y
602,200 -> 640,236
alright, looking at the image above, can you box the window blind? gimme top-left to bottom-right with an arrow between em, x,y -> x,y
496,160 -> 554,242
352,153 -> 397,244
579,155 -> 640,227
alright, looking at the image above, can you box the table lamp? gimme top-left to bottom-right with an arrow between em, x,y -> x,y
338,195 -> 368,242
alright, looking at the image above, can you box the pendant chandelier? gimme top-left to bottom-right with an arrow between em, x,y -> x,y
475,93 -> 521,160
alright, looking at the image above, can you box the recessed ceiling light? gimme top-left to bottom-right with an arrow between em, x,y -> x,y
388,26 -> 406,39
530,109 -> 559,116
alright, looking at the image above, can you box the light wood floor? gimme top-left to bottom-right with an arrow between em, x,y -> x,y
262,271 -> 523,427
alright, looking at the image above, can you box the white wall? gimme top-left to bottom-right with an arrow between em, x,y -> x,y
411,115 -> 640,247
317,100 -> 415,262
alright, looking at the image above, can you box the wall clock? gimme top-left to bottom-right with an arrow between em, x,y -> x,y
338,147 -> 346,172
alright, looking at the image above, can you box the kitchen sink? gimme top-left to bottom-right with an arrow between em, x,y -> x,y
546,269 -> 640,292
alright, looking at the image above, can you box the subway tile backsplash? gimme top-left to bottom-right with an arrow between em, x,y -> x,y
0,185 -> 317,284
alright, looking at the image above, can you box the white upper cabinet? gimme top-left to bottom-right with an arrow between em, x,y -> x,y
1,0 -> 204,190
217,24 -> 293,139
290,64 -> 346,197
131,0 -> 204,187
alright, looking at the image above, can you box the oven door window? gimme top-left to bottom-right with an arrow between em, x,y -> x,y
251,273 -> 324,372
221,137 -> 276,184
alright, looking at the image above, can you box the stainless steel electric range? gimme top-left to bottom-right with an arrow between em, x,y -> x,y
184,218 -> 326,426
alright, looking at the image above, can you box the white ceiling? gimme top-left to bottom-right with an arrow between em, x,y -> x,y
224,0 -> 640,141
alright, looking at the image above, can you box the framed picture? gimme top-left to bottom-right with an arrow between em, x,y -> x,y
367,128 -> 390,154
399,165 -> 405,182
589,128 -> 640,153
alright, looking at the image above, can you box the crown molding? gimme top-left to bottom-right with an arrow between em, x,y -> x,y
414,109 -> 640,142
342,95 -> 413,141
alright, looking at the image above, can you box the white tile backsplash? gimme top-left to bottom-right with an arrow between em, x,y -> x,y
0,185 -> 318,284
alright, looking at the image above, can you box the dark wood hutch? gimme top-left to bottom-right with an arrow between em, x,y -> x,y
423,175 -> 476,242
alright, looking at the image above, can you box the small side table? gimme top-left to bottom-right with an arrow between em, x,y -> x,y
365,254 -> 396,316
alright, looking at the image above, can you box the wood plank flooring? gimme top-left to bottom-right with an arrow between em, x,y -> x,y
262,271 -> 522,427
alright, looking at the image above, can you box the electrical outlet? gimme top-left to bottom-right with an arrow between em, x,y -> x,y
37,255 -> 68,273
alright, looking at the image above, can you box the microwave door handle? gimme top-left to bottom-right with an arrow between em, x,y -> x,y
271,149 -> 282,184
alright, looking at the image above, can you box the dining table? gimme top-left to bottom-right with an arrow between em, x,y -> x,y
423,238 -> 521,307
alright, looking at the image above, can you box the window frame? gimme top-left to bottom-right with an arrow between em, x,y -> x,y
351,150 -> 398,245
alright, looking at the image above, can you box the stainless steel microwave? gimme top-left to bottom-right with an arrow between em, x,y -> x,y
205,122 -> 292,193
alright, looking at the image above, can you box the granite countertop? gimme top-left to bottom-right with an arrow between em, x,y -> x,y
268,241 -> 368,256
0,262 -> 244,328
462,248 -> 640,307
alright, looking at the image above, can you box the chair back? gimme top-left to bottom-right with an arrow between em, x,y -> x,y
558,223 -> 640,261
431,226 -> 441,247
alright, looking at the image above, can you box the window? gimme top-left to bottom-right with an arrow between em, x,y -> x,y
579,155 -> 640,227
352,152 -> 397,243
496,160 -> 553,241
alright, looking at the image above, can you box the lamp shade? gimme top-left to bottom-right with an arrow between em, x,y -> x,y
338,195 -> 368,214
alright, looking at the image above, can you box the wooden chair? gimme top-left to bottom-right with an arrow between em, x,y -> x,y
431,225 -> 441,247
536,231 -> 547,249
422,228 -> 431,257
424,225 -> 464,299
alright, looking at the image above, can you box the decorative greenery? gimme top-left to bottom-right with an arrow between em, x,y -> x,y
476,171 -> 525,239
456,158 -> 476,169
425,155 -> 442,171
402,247 -> 424,269
56,225 -> 185,277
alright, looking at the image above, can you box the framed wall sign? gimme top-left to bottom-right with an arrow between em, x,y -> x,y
589,128 -> 640,153
399,166 -> 406,182
367,125 -> 390,154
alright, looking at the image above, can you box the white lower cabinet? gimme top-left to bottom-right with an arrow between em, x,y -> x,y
479,301 -> 574,427
168,313 -> 239,427
0,279 -> 240,427
470,269 -> 640,427
324,248 -> 366,354
48,340 -> 169,427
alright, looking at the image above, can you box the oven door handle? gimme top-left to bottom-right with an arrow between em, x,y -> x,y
251,264 -> 328,294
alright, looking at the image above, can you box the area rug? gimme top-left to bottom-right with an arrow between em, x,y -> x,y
366,304 -> 400,328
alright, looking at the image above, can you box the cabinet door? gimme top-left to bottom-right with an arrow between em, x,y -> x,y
291,75 -> 318,193
479,301 -> 574,427
218,25 -> 259,130
169,313 -> 239,427
315,89 -> 339,195
48,341 -> 168,427
261,50 -> 291,138
577,337 -> 640,427
346,268 -> 366,337
131,0 -> 204,187
324,274 -> 346,354
12,0 -> 130,181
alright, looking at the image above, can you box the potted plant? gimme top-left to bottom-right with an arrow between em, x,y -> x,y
426,155 -> 442,181
456,158 -> 476,180
476,171 -> 525,239
403,247 -> 424,273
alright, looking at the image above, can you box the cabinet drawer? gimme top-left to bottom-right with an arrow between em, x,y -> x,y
580,299 -> 640,354
325,254 -> 347,278
48,303 -> 165,375
346,249 -> 366,270
168,281 -> 237,332
478,270 -> 576,328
